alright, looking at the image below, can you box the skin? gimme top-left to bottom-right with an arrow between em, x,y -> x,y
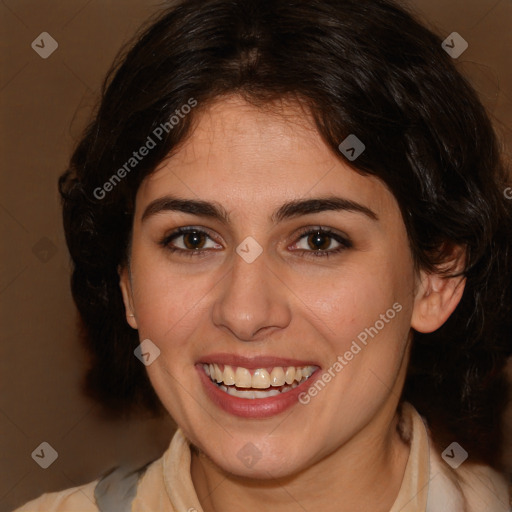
120,95 -> 465,512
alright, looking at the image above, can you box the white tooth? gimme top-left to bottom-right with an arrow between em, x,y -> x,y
203,364 -> 210,377
209,364 -> 215,379
233,389 -> 255,399
252,369 -> 270,389
220,386 -> 280,399
281,385 -> 292,393
285,367 -> 296,385
235,367 -> 252,388
214,364 -> 223,383
295,368 -> 303,382
302,366 -> 315,379
270,367 -> 285,386
223,365 -> 235,385
291,381 -> 299,389
253,389 -> 280,398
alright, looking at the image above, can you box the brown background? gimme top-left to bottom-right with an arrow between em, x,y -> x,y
1,1 -> 511,510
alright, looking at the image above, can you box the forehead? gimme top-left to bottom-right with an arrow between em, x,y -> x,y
136,95 -> 398,221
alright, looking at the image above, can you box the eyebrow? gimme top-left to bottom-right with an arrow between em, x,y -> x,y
141,195 -> 379,224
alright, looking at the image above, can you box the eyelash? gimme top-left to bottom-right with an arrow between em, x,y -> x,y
159,226 -> 353,259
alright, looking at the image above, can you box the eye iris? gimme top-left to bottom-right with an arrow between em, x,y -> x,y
308,231 -> 330,251
183,231 -> 206,250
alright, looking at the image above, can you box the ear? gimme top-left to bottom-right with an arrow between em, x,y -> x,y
411,245 -> 466,333
118,264 -> 138,330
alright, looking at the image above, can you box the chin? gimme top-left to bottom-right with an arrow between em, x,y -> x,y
201,435 -> 311,480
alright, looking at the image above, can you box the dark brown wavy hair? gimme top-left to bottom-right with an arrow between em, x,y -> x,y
59,0 -> 512,471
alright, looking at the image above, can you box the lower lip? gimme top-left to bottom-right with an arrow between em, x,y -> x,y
196,365 -> 319,418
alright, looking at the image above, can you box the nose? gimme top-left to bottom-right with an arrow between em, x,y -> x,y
211,247 -> 291,341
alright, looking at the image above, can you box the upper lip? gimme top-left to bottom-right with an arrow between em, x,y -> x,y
197,353 -> 320,369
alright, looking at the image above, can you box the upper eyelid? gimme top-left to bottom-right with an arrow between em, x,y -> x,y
164,226 -> 219,242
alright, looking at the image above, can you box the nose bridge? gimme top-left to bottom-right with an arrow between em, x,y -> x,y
212,243 -> 290,340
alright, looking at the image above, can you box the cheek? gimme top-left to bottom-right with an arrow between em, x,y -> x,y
300,269 -> 411,417
128,252 -> 213,349
299,258 -> 410,352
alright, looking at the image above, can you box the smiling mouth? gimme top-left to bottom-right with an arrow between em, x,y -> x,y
202,363 -> 318,399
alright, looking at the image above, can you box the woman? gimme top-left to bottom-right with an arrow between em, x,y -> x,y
16,0 -> 512,510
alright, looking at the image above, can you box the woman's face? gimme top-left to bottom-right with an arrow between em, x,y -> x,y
121,95 -> 419,478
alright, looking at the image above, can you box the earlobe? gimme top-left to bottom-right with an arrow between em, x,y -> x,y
118,265 -> 138,329
411,247 -> 466,333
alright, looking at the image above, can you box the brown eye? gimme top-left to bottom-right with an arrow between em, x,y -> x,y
290,227 -> 352,258
182,230 -> 207,250
306,231 -> 332,251
160,227 -> 222,257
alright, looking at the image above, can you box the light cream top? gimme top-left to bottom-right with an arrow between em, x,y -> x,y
14,402 -> 511,511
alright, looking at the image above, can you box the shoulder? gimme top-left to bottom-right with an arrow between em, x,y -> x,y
429,446 -> 511,512
13,455 -> 172,512
12,479 -> 100,512
13,429 -> 184,512
419,414 -> 511,511
400,402 -> 511,512
458,462 -> 512,512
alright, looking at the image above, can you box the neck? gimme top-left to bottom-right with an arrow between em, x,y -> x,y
191,403 -> 411,512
